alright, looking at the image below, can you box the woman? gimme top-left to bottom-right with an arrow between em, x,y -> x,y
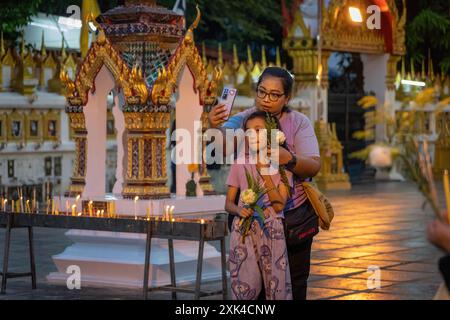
209,67 -> 321,300
225,111 -> 293,300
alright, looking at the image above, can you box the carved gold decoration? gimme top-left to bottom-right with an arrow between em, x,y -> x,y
314,120 -> 351,190
386,55 -> 402,90
151,5 -> 223,107
321,0 -> 406,55
62,36 -> 148,106
284,0 -> 406,75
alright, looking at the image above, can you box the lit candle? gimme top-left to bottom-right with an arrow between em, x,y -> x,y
35,201 -> 39,213
170,205 -> 175,221
66,200 -> 70,215
2,199 -> 7,212
32,188 -> 36,212
75,195 -> 81,209
55,201 -> 59,215
11,200 -> 15,213
16,200 -> 20,213
165,205 -> 170,221
200,219 -> 205,225
77,212 -> 82,217
72,205 -> 76,217
444,170 -> 450,224
20,196 -> 24,212
51,199 -> 55,215
134,196 -> 139,220
26,200 -> 31,213
88,201 -> 93,217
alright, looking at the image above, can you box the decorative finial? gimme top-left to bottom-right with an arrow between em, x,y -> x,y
232,44 -> 239,70
0,31 -> 5,57
246,45 -> 253,69
276,46 -> 281,67
41,31 -> 47,58
185,5 -> 201,44
428,49 -> 434,80
61,35 -> 67,61
218,43 -> 223,67
401,56 -> 405,79
421,58 -> 425,80
261,45 -> 267,69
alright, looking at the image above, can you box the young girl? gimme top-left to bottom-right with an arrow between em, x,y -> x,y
225,111 -> 293,300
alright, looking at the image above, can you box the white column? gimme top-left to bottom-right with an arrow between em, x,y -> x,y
83,65 -> 115,199
174,66 -> 204,197
360,53 -> 390,142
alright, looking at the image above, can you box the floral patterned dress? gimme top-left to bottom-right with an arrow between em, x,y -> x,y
226,163 -> 293,300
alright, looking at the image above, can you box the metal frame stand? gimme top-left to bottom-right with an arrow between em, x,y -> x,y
1,213 -> 37,294
143,221 -> 228,300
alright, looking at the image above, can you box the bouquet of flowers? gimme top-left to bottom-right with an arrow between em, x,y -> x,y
239,168 -> 268,243
265,113 -> 291,195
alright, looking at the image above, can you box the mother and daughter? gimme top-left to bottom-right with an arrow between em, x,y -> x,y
208,67 -> 322,300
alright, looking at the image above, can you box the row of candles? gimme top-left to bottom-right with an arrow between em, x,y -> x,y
0,193 -> 206,224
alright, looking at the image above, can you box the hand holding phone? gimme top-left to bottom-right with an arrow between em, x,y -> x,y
220,87 -> 238,121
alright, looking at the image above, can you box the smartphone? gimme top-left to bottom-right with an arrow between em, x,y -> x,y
220,87 -> 238,120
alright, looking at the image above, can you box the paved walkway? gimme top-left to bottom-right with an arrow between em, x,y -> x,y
0,181 -> 446,300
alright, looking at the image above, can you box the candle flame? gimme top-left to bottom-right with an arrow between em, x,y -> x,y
134,196 -> 139,202
76,195 -> 81,201
201,219 -> 205,224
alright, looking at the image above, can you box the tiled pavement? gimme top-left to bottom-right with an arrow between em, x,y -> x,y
0,181 -> 446,300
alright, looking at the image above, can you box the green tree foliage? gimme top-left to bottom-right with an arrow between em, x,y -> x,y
404,0 -> 450,75
0,0 -> 42,41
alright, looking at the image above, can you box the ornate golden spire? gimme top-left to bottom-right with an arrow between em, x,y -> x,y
218,43 -> 223,67
0,31 -> 5,57
246,45 -> 253,70
428,49 -> 434,80
261,45 -> 267,69
421,58 -> 426,80
276,46 -> 281,67
41,31 -> 47,58
61,36 -> 67,61
232,44 -> 239,70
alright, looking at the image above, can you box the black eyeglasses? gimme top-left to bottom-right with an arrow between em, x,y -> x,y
256,88 -> 285,102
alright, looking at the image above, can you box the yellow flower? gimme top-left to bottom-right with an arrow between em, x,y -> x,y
358,96 -> 379,109
240,189 -> 257,206
414,88 -> 435,107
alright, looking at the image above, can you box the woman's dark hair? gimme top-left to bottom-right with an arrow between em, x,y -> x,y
256,67 -> 294,97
